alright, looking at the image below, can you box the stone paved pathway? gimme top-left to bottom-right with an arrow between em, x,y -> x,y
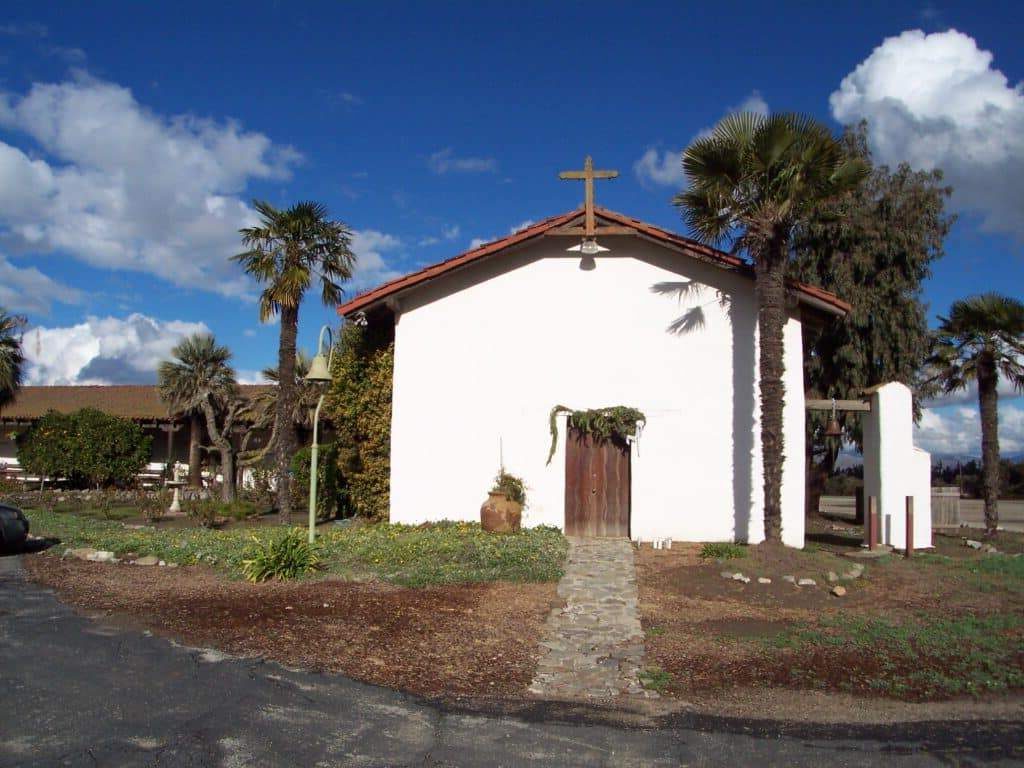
529,537 -> 653,700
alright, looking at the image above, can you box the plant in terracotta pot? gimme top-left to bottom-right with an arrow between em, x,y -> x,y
480,468 -> 525,533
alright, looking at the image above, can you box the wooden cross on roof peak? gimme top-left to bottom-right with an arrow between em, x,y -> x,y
559,155 -> 618,237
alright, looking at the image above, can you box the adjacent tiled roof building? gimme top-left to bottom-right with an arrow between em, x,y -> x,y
0,385 -> 272,422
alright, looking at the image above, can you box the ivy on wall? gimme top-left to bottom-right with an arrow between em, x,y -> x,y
324,321 -> 394,519
546,405 -> 647,465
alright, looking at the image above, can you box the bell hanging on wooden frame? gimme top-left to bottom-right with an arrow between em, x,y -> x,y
824,397 -> 842,438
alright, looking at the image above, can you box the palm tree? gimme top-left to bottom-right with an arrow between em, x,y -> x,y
927,294 -> 1024,535
675,113 -> 867,543
0,310 -> 26,411
238,352 -> 322,462
156,333 -> 225,487
157,333 -> 241,502
233,201 -> 355,520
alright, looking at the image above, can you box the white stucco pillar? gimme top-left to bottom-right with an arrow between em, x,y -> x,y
861,382 -> 932,549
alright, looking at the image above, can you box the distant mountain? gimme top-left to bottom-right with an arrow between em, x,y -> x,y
931,451 -> 1024,467
833,451 -> 1024,470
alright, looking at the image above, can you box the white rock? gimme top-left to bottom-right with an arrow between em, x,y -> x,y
720,571 -> 736,579
158,560 -> 166,566
737,575 -> 751,584
827,571 -> 839,582
757,577 -> 771,584
964,539 -> 983,550
65,547 -> 98,560
134,555 -> 160,566
731,572 -> 747,581
831,585 -> 847,597
783,575 -> 796,584
797,578 -> 817,587
85,550 -> 116,563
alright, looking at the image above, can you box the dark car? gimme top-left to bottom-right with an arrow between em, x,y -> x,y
0,504 -> 29,552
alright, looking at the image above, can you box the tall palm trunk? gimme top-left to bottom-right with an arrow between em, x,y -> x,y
755,239 -> 788,543
275,304 -> 299,520
977,351 -> 1000,536
188,411 -> 203,486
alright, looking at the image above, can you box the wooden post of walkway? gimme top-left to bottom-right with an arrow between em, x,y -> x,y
867,496 -> 879,550
905,496 -> 914,559
855,486 -> 865,525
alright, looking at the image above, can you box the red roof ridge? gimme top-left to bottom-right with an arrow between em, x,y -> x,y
337,207 -> 851,317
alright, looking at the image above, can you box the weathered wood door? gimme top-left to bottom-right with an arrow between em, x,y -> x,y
564,428 -> 630,537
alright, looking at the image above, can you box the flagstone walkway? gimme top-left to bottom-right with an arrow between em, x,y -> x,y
528,537 -> 653,700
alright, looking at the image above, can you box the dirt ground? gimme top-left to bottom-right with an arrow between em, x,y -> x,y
24,555 -> 559,701
20,517 -> 1024,722
638,515 -> 1024,713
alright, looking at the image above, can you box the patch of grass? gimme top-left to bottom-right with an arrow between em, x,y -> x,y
639,666 -> 673,693
25,509 -> 568,587
916,550 -> 1024,594
645,625 -> 666,638
324,521 -> 568,587
769,613 -> 1024,698
699,542 -> 747,560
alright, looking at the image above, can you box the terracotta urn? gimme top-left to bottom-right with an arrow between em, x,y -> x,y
480,491 -> 522,533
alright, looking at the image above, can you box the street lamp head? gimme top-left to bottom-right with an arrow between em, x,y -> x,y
305,352 -> 332,383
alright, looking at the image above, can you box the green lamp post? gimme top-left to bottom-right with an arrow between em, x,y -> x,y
304,325 -> 334,543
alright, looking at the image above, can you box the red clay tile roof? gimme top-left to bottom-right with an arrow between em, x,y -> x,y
0,385 -> 272,422
336,207 -> 852,318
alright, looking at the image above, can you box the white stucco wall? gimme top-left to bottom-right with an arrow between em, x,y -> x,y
862,382 -> 932,549
386,238 -> 806,546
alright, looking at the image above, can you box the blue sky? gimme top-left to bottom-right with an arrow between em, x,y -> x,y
0,1 -> 1021,455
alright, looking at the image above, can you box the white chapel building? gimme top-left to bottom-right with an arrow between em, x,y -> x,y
339,204 -> 856,548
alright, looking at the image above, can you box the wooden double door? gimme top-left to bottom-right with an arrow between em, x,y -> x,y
564,428 -> 631,537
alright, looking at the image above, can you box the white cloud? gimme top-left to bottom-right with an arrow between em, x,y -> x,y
351,229 -> 403,286
731,91 -> 769,118
830,29 -> 1024,240
0,253 -> 81,314
0,73 -> 301,299
427,147 -> 497,174
467,219 -> 537,251
0,22 -> 48,37
924,374 -> 1023,408
915,401 -> 1024,455
418,224 -> 461,247
236,368 -> 270,385
634,91 -> 769,187
633,148 -> 684,187
23,313 -> 209,385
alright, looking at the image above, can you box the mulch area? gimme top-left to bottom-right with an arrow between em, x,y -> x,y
638,519 -> 1024,708
24,555 -> 560,700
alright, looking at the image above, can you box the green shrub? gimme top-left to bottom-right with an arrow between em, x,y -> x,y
217,499 -> 259,522
138,491 -> 169,523
17,408 -> 151,488
242,528 -> 321,582
290,443 -> 343,519
243,467 -> 275,510
700,542 -> 748,560
183,497 -> 219,528
324,323 -> 393,519
492,469 -> 527,507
